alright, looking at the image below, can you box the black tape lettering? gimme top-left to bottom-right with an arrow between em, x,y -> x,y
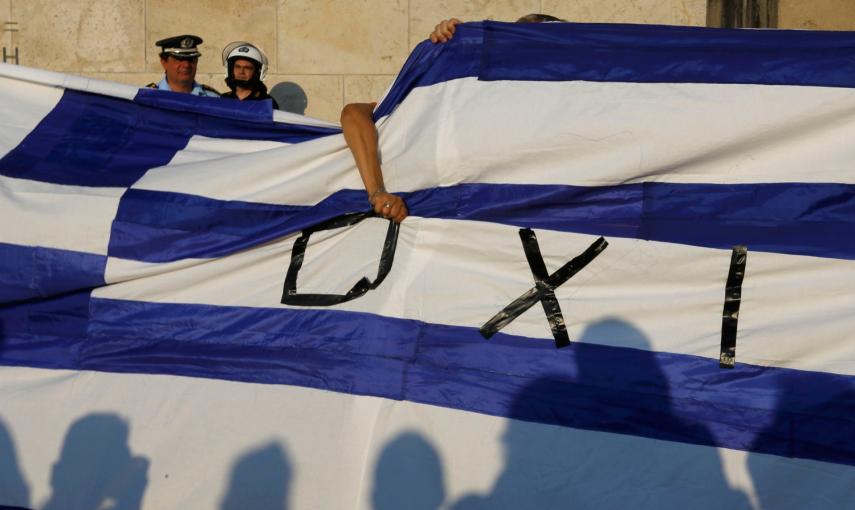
720,245 -> 747,368
281,211 -> 399,306
480,230 -> 608,348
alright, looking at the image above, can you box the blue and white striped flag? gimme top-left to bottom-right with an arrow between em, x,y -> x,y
1,21 -> 854,509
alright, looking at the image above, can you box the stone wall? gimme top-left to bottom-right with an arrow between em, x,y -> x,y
778,0 -> 855,30
1,0 -> 710,121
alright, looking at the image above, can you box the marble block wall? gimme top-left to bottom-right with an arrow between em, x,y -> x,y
778,0 -> 855,30
1,1 -> 720,121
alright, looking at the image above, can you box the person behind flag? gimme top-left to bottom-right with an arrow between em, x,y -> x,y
220,41 -> 279,108
147,34 -> 221,97
429,13 -> 564,43
341,15 -> 563,224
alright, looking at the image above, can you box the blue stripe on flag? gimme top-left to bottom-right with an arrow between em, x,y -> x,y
0,243 -> 105,303
0,290 -> 90,368
375,30 -> 483,119
479,21 -> 855,88
108,182 -> 855,263
1,296 -> 852,467
376,21 -> 855,118
421,182 -> 855,260
107,189 -> 352,261
0,90 -> 338,188
133,88 -> 275,121
0,90 -> 193,187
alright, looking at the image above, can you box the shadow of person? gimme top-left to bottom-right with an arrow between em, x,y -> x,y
371,432 -> 445,510
747,373 -> 855,509
0,416 -> 30,509
269,82 -> 308,115
42,413 -> 148,510
220,441 -> 291,510
452,318 -> 751,510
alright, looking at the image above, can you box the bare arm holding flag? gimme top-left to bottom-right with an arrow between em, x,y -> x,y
338,18 -> 463,223
341,102 -> 408,223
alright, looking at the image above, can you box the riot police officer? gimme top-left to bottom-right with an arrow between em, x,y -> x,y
220,41 -> 278,108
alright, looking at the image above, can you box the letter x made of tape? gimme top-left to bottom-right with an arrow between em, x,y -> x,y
479,229 -> 608,348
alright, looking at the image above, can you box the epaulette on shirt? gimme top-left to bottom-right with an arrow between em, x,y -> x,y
145,82 -> 157,88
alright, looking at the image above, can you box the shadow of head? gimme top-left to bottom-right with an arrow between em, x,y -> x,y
220,441 -> 291,510
48,413 -> 148,508
372,431 -> 445,510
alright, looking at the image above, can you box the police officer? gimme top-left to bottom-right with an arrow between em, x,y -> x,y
220,41 -> 278,108
147,34 -> 220,97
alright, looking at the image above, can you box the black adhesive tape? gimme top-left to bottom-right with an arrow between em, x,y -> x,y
720,245 -> 747,368
520,228 -> 550,280
520,229 -> 571,348
480,230 -> 607,349
281,210 -> 400,306
538,282 -> 571,348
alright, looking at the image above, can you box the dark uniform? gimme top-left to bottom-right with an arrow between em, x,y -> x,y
147,34 -> 220,97
221,89 -> 279,108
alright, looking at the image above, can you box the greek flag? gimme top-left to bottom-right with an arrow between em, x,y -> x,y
1,21 -> 854,509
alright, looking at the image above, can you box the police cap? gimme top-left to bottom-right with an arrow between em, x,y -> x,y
156,34 -> 203,59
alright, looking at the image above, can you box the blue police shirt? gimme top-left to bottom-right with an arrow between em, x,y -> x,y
155,77 -> 220,97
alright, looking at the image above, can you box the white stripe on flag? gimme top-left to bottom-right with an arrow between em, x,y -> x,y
166,135 -> 291,166
131,133 -> 362,205
95,217 -> 855,375
0,175 -> 124,254
379,78 -> 855,193
0,75 -> 63,159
